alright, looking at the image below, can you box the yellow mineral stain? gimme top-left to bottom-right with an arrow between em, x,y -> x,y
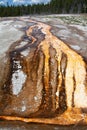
26,19 -> 87,112
26,26 -> 36,45
55,53 -> 62,109
36,21 -> 87,110
41,41 -> 50,91
0,18 -> 87,125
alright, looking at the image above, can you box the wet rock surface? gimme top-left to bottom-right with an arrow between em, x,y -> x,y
32,14 -> 87,61
0,121 -> 87,130
0,15 -> 87,129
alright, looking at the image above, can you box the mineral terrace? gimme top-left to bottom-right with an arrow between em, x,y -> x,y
0,15 -> 87,125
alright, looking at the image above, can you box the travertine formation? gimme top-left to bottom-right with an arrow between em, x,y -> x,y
0,18 -> 87,125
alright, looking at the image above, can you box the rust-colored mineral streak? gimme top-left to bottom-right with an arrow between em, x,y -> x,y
0,18 -> 87,125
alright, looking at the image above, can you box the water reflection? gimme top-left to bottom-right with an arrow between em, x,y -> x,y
0,121 -> 87,130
